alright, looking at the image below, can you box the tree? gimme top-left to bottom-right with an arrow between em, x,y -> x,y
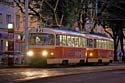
14,0 -> 62,26
14,0 -> 85,27
101,0 -> 125,61
81,0 -> 125,61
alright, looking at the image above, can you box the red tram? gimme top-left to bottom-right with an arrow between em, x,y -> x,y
26,28 -> 114,66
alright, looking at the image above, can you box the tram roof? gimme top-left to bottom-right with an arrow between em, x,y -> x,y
30,28 -> 86,37
30,28 -> 113,41
85,33 -> 113,41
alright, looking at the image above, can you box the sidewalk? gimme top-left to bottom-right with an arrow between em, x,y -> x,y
0,62 -> 125,68
0,64 -> 28,68
112,61 -> 125,64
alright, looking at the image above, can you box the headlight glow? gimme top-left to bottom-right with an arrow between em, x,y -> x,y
27,50 -> 34,57
42,50 -> 48,57
89,52 -> 93,57
50,52 -> 54,56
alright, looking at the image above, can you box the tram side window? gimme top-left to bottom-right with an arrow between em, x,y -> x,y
104,40 -> 108,49
109,41 -> 114,50
96,40 -> 103,49
75,37 -> 79,47
96,40 -> 99,48
102,40 -> 106,49
105,41 -> 109,49
67,36 -> 72,46
107,41 -> 110,49
60,35 -> 67,46
48,35 -> 55,45
67,36 -> 80,47
56,35 -> 60,45
87,39 -> 94,48
111,42 -> 114,49
71,36 -> 75,47
106,41 -> 110,50
94,39 -> 96,48
79,37 -> 86,47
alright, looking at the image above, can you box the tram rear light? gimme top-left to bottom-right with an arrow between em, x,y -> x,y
42,50 -> 48,57
27,50 -> 34,57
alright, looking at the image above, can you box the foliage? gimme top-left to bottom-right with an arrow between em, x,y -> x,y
100,0 -> 125,61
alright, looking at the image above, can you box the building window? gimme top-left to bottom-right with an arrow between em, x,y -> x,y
0,13 -> 2,24
6,14 -> 11,24
0,0 -> 13,7
0,40 -> 3,51
16,15 -> 20,30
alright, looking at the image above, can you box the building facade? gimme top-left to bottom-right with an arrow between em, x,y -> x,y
0,0 -> 14,53
14,1 -> 38,54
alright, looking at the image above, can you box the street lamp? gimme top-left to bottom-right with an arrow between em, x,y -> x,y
8,23 -> 13,29
8,23 -> 14,33
7,23 -> 14,66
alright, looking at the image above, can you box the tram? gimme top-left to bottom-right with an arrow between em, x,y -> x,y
26,27 -> 114,66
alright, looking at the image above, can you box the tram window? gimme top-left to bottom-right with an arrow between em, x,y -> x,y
105,41 -> 109,49
100,40 -> 104,48
79,37 -> 82,47
108,42 -> 111,49
105,41 -> 108,49
111,42 -> 114,49
97,40 -> 102,48
79,37 -> 86,47
72,36 -> 75,47
60,35 -> 67,46
96,40 -> 100,48
87,39 -> 93,48
29,34 -> 36,45
60,35 -> 64,46
56,35 -> 60,45
102,40 -> 105,49
107,41 -> 110,50
67,36 -> 72,46
94,39 -> 96,48
109,41 -> 114,50
78,37 -> 81,47
36,36 -> 41,44
29,33 -> 55,45
48,35 -> 54,45
75,37 -> 79,47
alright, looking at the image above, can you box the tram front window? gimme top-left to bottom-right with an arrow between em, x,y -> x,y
29,33 -> 55,45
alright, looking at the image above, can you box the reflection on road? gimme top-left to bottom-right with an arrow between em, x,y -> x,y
0,64 -> 125,82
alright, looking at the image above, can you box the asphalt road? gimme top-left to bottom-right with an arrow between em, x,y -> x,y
20,70 -> 125,83
0,64 -> 125,83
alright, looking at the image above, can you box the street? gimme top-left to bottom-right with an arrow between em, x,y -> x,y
0,64 -> 125,83
20,70 -> 125,83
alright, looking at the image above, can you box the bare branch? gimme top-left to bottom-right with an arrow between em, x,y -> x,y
14,0 -> 25,14
104,29 -> 113,38
54,0 -> 59,11
44,0 -> 54,10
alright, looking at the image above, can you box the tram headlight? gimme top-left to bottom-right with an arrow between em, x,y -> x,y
42,50 -> 48,57
50,52 -> 54,56
89,52 -> 93,57
27,50 -> 34,57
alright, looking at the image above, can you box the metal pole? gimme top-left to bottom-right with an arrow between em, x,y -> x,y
25,0 -> 29,51
95,0 -> 98,16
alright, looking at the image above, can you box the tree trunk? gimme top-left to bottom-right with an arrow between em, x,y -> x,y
114,37 -> 118,61
119,30 -> 125,61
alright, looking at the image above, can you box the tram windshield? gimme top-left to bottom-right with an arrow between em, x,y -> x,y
29,33 -> 55,46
